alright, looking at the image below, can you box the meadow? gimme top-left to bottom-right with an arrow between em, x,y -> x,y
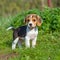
0,8 -> 60,60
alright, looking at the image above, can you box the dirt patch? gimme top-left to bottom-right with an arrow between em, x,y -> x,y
0,52 -> 19,60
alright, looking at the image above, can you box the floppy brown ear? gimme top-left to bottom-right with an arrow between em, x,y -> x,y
37,15 -> 42,26
24,18 -> 26,23
24,17 -> 27,24
24,15 -> 30,24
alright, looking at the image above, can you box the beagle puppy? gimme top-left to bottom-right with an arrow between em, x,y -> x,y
7,14 -> 42,50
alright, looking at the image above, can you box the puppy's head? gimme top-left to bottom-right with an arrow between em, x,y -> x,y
24,14 -> 42,29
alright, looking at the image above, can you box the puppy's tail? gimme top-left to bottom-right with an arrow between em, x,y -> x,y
6,27 -> 15,31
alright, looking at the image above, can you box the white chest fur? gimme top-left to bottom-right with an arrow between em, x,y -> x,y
26,27 -> 38,40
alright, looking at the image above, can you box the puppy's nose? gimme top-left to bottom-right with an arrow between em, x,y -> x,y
29,23 -> 32,26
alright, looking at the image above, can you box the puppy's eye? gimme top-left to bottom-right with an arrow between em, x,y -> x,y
27,19 -> 30,22
33,19 -> 36,22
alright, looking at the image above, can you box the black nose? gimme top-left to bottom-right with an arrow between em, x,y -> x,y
29,23 -> 32,26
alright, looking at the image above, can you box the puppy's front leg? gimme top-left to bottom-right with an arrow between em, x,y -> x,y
32,37 -> 37,48
25,37 -> 30,48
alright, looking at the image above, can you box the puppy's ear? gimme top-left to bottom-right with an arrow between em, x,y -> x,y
24,14 -> 30,24
24,17 -> 27,24
36,15 -> 42,26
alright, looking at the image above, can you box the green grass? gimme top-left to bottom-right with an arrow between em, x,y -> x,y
0,17 -> 60,60
0,8 -> 60,60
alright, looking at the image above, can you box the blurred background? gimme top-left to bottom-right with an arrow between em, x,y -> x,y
0,0 -> 60,17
